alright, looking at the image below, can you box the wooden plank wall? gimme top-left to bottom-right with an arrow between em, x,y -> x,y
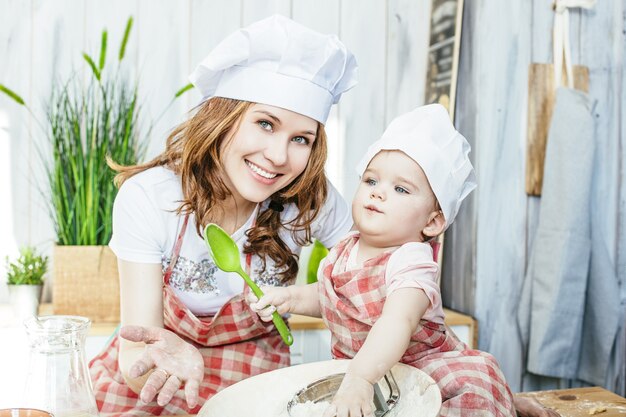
619,0 -> 626,394
1,0 -> 624,394
0,0 -> 430,244
0,1 -> 430,308
450,0 -> 626,393
449,0 -> 533,392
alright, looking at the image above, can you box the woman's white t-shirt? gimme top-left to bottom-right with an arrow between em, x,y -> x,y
109,166 -> 351,316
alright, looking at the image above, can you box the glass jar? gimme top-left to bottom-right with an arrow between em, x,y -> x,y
23,316 -> 99,417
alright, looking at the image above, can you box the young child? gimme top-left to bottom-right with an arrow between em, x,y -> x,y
249,104 -> 516,417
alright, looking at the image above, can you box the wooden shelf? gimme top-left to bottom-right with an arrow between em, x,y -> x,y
289,314 -> 327,330
291,308 -> 477,336
31,304 -> 328,334
291,309 -> 478,349
35,304 -> 328,333
37,304 -> 477,341
444,308 -> 478,348
2,304 -> 477,346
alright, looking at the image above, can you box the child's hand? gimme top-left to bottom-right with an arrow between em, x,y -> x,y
246,286 -> 294,322
323,374 -> 375,417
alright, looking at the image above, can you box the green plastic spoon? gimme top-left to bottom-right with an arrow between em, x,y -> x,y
203,223 -> 294,346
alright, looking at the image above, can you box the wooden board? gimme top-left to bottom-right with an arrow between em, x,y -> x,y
519,386 -> 626,417
525,63 -> 590,196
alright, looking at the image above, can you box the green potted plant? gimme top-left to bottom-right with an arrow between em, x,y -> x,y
45,19 -> 142,323
6,246 -> 48,322
1,17 -> 191,323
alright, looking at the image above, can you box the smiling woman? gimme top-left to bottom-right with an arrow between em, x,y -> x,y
219,104 -> 320,228
87,14 -> 358,416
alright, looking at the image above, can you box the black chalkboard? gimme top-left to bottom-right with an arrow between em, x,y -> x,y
425,0 -> 464,120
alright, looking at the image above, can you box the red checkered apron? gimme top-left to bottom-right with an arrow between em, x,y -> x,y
89,215 -> 290,416
318,235 -> 516,417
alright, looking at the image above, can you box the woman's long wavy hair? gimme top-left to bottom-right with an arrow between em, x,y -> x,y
110,97 -> 329,283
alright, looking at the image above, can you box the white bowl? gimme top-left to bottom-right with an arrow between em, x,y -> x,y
199,359 -> 441,417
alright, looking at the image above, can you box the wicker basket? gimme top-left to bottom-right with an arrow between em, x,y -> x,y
52,245 -> 120,323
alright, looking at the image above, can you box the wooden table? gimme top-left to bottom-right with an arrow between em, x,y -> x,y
519,387 -> 626,416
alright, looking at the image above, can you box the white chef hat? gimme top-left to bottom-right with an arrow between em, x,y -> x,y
356,104 -> 476,230
188,14 -> 358,125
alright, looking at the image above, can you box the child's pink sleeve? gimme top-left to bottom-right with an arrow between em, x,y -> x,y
385,242 -> 445,324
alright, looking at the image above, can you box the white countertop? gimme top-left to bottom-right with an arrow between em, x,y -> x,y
0,324 -> 30,408
0,305 -> 111,409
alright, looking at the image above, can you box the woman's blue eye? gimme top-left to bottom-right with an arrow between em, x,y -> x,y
258,120 -> 273,131
292,136 -> 310,145
395,186 -> 409,194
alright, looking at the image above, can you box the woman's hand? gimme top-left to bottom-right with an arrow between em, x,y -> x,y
323,374 -> 375,417
246,286 -> 295,321
120,325 -> 204,408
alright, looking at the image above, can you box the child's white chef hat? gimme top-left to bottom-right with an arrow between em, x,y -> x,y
188,14 -> 358,125
356,104 -> 476,230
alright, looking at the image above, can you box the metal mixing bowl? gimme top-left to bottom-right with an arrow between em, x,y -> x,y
287,371 -> 400,417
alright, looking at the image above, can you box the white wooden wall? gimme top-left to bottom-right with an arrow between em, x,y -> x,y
448,0 -> 626,394
0,0 -> 431,300
1,0 -> 624,395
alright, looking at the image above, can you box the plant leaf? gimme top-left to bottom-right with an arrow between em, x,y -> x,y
6,246 -> 48,285
0,84 -> 26,105
99,29 -> 108,71
119,16 -> 133,61
46,74 -> 144,245
174,83 -> 194,98
82,53 -> 101,81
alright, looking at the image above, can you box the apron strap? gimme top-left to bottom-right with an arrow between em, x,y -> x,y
163,208 -> 257,286
164,214 -> 190,285
552,0 -> 596,89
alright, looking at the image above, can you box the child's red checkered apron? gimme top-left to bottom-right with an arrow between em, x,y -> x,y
318,235 -> 516,417
89,215 -> 290,416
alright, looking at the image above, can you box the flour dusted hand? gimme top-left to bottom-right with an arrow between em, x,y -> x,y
120,325 -> 204,408
324,374 -> 375,417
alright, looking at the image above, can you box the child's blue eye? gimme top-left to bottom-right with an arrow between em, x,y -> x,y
365,178 -> 377,186
292,136 -> 310,145
395,186 -> 409,194
258,120 -> 273,131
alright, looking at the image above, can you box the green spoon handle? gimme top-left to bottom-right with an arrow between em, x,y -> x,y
271,310 -> 294,346
241,268 -> 294,346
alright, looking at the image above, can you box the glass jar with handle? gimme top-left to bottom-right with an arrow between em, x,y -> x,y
23,316 -> 99,417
